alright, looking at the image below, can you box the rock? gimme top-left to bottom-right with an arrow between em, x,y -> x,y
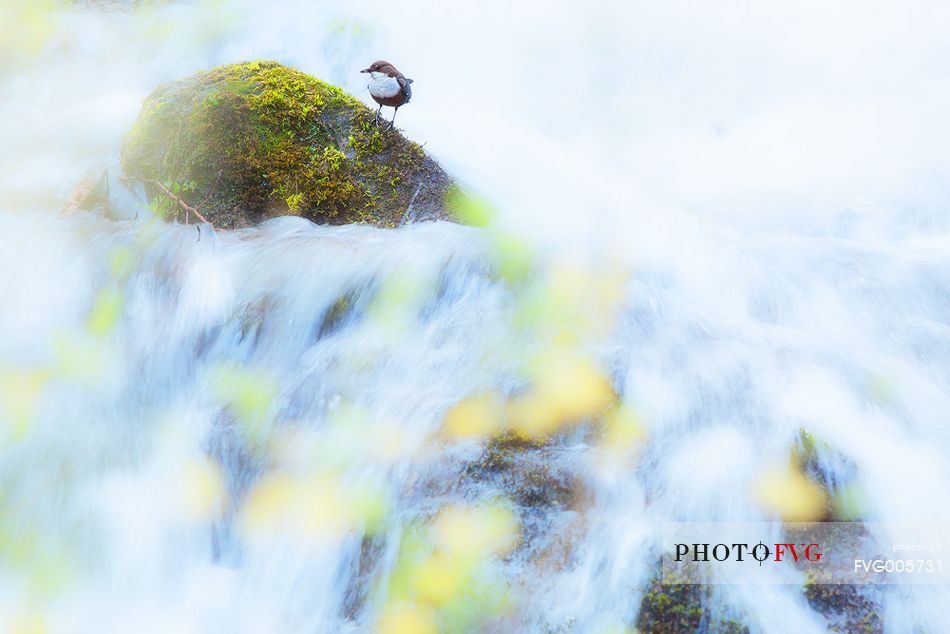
464,433 -> 581,511
120,61 -> 454,229
636,577 -> 748,634
60,167 -> 109,217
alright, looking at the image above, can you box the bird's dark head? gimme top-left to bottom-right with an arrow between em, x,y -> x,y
361,60 -> 398,76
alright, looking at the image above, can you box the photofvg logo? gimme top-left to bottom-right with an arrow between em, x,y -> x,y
661,523 -> 949,585
674,541 -> 823,564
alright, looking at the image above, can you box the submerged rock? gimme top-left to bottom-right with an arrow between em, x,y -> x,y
60,166 -> 109,217
636,577 -> 748,634
121,60 -> 454,229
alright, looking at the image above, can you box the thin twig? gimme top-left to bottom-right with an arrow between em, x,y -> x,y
150,180 -> 213,226
401,182 -> 422,225
121,175 -> 214,227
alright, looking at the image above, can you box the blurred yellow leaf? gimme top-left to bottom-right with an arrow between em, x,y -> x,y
509,348 -> 615,437
446,188 -> 496,228
208,363 -> 277,448
242,473 -> 295,535
492,231 -> 535,285
867,373 -> 896,404
87,286 -> 123,337
386,529 -> 429,601
600,405 -> 646,454
28,552 -> 72,597
368,272 -> 428,331
414,553 -> 462,605
241,472 -> 354,542
9,613 -> 46,634
52,331 -> 117,385
513,262 -> 627,341
107,246 -> 136,279
433,504 -> 519,561
348,482 -> 387,534
327,17 -> 372,39
300,476 -> 349,539
377,602 -> 438,634
755,464 -> 827,522
832,482 -> 868,521
441,393 -> 505,439
382,504 -> 518,628
181,457 -> 226,522
0,0 -> 58,59
0,368 -> 48,438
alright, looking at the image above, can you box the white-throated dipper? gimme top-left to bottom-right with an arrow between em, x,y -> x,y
361,60 -> 413,130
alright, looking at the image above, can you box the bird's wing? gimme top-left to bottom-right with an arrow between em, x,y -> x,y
397,76 -> 412,102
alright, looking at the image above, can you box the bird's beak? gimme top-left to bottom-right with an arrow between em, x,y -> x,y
360,68 -> 370,73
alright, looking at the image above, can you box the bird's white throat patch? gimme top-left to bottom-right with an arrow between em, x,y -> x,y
367,72 -> 401,98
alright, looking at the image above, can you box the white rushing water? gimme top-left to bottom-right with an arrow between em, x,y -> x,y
2,1 -> 950,632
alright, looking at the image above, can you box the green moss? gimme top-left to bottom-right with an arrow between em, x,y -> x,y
794,428 -> 859,521
636,582 -> 704,633
316,292 -> 359,338
464,433 -> 578,510
636,577 -> 748,634
802,573 -> 882,633
121,60 -> 453,229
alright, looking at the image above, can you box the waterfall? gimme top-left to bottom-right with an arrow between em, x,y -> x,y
3,1 -> 950,632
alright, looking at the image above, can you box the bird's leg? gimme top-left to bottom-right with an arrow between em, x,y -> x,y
387,107 -> 399,130
374,105 -> 382,127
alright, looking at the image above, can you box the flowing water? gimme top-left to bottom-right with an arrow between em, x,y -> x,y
3,1 -> 950,632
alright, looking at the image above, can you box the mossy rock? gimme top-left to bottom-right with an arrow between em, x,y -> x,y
637,575 -> 748,634
121,60 -> 454,229
803,575 -> 882,634
464,433 -> 580,511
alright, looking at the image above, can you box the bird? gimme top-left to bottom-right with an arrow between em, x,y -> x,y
361,60 -> 413,130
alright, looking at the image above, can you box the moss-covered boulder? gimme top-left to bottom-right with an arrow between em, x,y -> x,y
637,577 -> 748,634
121,60 -> 454,229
